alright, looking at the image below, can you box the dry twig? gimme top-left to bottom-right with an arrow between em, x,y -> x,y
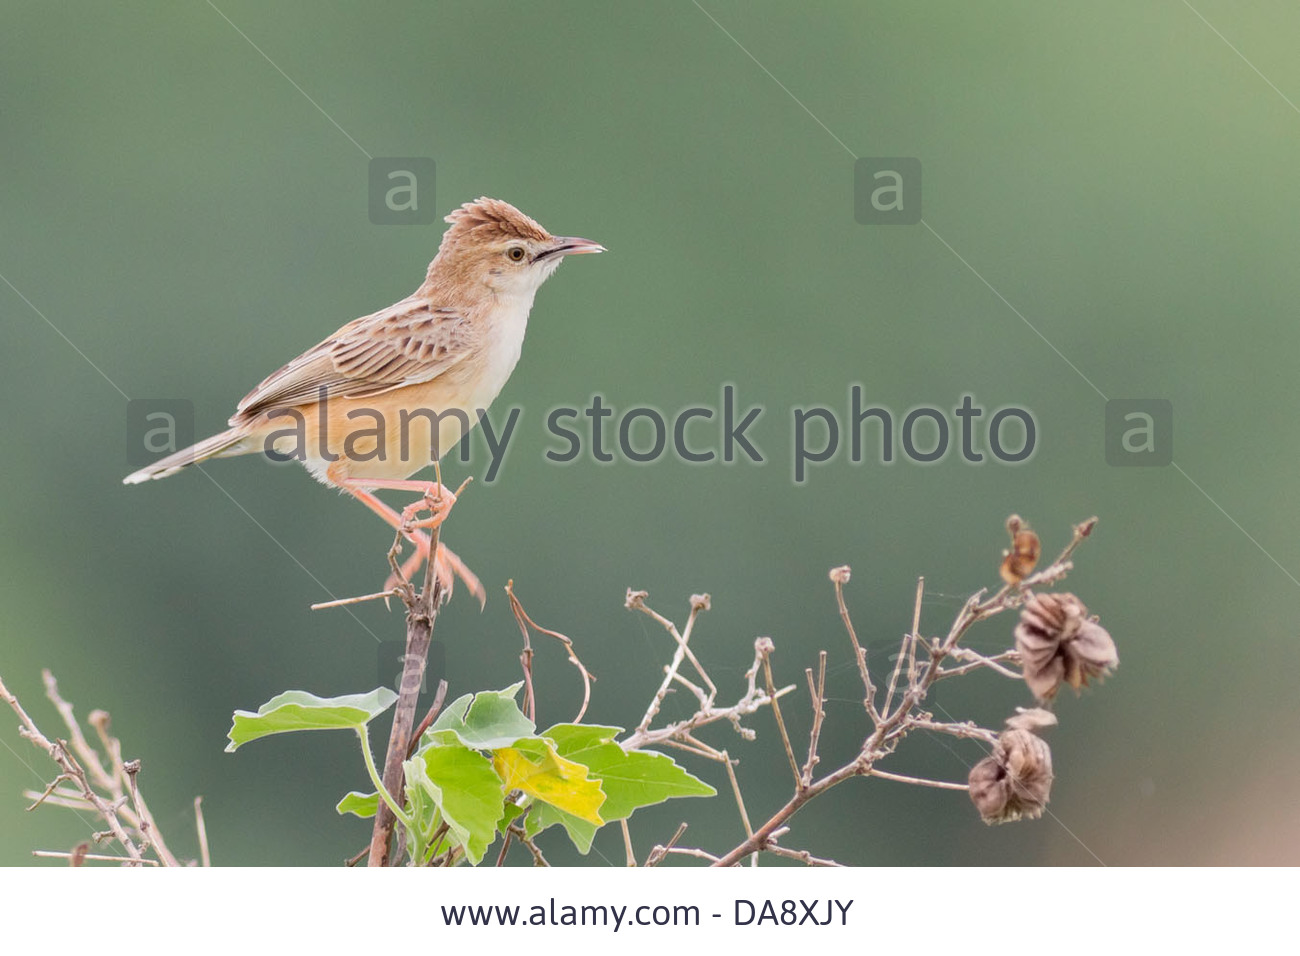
691,516 -> 1101,867
2,670 -> 201,866
507,581 -> 596,725
644,822 -> 689,867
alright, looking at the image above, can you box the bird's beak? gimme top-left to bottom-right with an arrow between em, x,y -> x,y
549,237 -> 605,257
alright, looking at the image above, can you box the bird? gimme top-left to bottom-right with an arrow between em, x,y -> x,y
124,197 -> 604,603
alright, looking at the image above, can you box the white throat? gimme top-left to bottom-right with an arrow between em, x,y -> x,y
474,290 -> 535,408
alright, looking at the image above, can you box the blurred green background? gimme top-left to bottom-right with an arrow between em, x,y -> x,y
3,0 -> 1298,866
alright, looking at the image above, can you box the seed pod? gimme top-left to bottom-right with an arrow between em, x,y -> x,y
999,515 -> 1041,585
1015,592 -> 1118,700
969,708 -> 1056,824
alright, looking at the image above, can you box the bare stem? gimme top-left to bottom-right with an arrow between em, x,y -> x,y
630,591 -> 714,733
620,819 -> 636,867
800,652 -> 827,787
508,581 -> 595,725
868,768 -> 969,791
507,823 -> 549,866
759,646 -> 802,791
709,518 -> 1097,867
831,570 -> 878,720
368,519 -> 443,866
194,797 -> 211,867
645,822 -> 689,867
765,843 -> 843,867
32,850 -> 158,866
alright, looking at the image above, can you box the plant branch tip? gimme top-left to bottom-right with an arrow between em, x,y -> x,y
312,588 -> 403,610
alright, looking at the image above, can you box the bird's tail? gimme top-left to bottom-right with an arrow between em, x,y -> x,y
123,427 -> 251,484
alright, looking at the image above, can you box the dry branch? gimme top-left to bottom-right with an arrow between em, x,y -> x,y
2,670 -> 203,866
507,581 -> 595,725
690,516 -> 1103,867
367,518 -> 444,867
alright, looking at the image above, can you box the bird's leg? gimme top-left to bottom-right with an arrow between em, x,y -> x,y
335,476 -> 484,607
342,478 -> 458,530
341,485 -> 436,577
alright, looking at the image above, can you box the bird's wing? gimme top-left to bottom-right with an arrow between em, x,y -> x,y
230,299 -> 475,424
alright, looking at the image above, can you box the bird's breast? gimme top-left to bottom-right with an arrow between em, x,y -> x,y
466,292 -> 532,408
285,294 -> 535,484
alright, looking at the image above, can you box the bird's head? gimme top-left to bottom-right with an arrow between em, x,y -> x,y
427,197 -> 603,298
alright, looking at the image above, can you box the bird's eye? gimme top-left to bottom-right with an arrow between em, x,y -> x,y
507,247 -> 526,262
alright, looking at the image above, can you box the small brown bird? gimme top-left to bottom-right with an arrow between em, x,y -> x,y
124,198 -> 604,601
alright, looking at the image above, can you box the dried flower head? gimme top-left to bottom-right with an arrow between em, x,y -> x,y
829,565 -> 852,585
999,514 -> 1041,585
1015,592 -> 1118,700
969,708 -> 1057,824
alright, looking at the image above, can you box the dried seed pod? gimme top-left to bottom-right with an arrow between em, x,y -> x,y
999,515 -> 1041,585
1015,592 -> 1118,700
969,708 -> 1056,824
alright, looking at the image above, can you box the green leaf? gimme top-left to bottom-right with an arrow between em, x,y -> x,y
335,791 -> 380,819
526,800 -> 600,854
226,688 -> 397,752
543,724 -> 715,821
497,799 -> 526,832
404,745 -> 506,865
424,683 -> 534,751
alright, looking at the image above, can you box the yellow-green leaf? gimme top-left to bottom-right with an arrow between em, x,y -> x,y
492,739 -> 605,827
542,723 -> 715,820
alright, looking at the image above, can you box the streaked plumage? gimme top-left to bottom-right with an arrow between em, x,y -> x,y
123,197 -> 603,601
125,197 -> 602,485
